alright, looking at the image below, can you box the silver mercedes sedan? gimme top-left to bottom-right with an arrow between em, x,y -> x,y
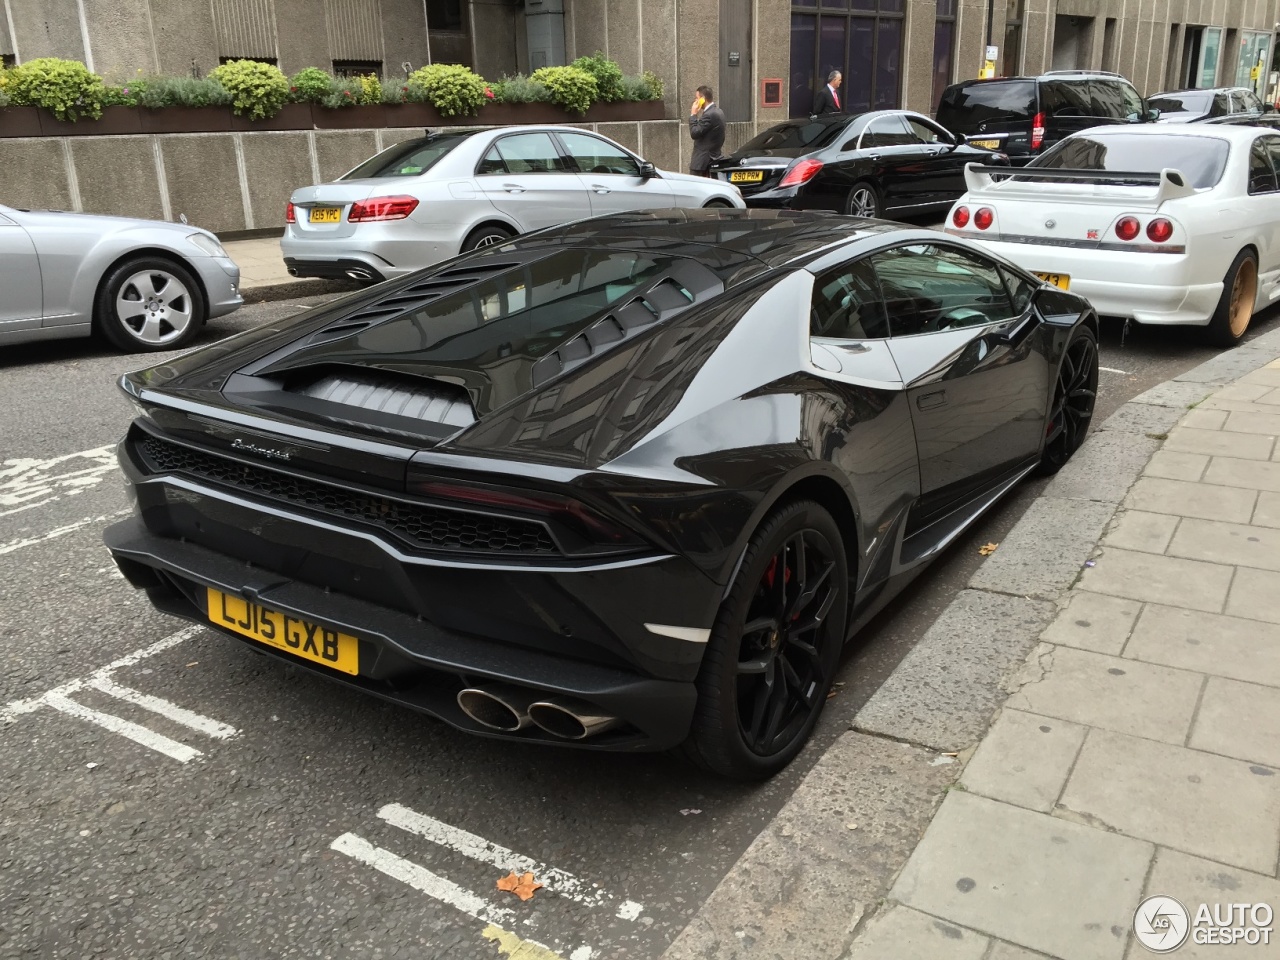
1,203 -> 242,352
281,125 -> 745,283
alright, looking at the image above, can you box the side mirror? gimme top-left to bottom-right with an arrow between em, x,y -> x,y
1264,103 -> 1277,114
638,161 -> 657,179
1146,107 -> 1161,122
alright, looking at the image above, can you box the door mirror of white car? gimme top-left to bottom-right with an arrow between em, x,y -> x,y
638,161 -> 657,179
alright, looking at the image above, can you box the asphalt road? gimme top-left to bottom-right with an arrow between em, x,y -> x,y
2,294 -> 1278,960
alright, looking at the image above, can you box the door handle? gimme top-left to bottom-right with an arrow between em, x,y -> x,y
591,185 -> 611,194
916,390 -> 947,411
502,184 -> 525,194
868,153 -> 881,161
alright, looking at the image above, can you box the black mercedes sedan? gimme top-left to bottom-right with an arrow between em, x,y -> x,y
710,110 -> 1008,218
104,209 -> 1098,780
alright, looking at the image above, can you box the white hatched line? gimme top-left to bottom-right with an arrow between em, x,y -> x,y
380,803 -> 644,921
87,677 -> 238,739
42,692 -> 202,763
331,833 -> 517,927
1098,366 -> 1130,374
0,445 -> 119,510
0,509 -> 131,557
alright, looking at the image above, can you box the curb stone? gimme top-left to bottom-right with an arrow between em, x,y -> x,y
240,278 -> 360,303
660,324 -> 1280,960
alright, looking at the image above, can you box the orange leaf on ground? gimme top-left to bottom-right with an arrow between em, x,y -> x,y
496,870 -> 543,901
978,542 -> 999,556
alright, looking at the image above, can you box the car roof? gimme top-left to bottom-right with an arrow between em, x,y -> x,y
947,72 -> 1134,88
1152,86 -> 1252,97
1077,123 -> 1261,142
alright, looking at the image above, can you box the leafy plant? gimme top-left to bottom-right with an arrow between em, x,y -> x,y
210,58 -> 289,119
640,70 -> 664,101
531,65 -> 597,115
407,63 -> 487,116
288,66 -> 331,103
382,81 -> 411,105
102,81 -> 146,107
619,73 -> 660,102
5,57 -> 106,121
136,75 -> 232,109
571,51 -> 623,102
357,73 -> 382,105
491,74 -> 550,104
0,87 -> 8,109
320,76 -> 362,109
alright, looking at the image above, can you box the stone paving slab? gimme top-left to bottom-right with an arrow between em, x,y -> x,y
1039,592 -> 1140,656
1163,426 -> 1276,460
960,708 -> 1087,813
1142,449 -> 1209,482
967,498 -> 1116,599
1124,476 -> 1257,523
1127,379 -> 1215,408
1058,728 -> 1280,874
1102,510 -> 1179,554
1190,676 -> 1280,769
1167,517 -> 1280,571
843,906 -> 990,960
1077,547 -> 1233,613
1124,604 -> 1280,687
1255,491 -> 1280,528
891,791 -> 1152,960
1204,456 -> 1280,491
1226,566 -> 1280,622
1043,433 -> 1162,504
1224,410 -> 1280,436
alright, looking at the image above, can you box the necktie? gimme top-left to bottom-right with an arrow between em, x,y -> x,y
833,89 -> 840,109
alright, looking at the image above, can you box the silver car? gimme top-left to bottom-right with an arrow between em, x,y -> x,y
282,125 -> 745,283
1,203 -> 242,352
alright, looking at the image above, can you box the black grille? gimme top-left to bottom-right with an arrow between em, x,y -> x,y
137,436 -> 558,556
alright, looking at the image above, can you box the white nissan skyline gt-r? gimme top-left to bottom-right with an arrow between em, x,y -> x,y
944,123 -> 1280,345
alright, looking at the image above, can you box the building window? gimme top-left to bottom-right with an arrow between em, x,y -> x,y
789,0 -> 904,118
1003,0 -> 1023,77
1237,31 -> 1271,94
1,53 -> 14,68
932,0 -> 956,111
426,0 -> 464,31
218,55 -> 278,66
333,59 -> 383,77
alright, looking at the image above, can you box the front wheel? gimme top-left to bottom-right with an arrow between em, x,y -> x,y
682,500 -> 848,780
844,181 -> 882,218
1204,249 -> 1258,347
1037,324 -> 1098,475
94,256 -> 206,352
703,198 -> 735,209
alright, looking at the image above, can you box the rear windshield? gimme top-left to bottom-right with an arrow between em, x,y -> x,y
341,136 -> 467,179
1043,79 -> 1143,120
1149,91 -> 1212,117
1030,133 -> 1230,188
936,81 -> 1036,133
737,118 -> 847,154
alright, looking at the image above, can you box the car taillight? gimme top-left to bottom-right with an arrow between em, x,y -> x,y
952,205 -> 971,228
1146,218 -> 1173,243
778,159 -> 824,188
1115,216 -> 1141,241
974,207 -> 994,230
1031,112 -> 1045,150
348,195 -> 419,222
285,202 -> 295,224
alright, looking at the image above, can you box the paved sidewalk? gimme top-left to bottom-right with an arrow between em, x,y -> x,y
221,234 -> 355,301
845,359 -> 1280,959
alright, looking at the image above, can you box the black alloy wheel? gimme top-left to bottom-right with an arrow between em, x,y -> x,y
683,500 -> 848,779
1037,324 -> 1098,475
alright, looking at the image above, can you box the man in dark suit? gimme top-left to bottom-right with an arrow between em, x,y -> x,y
688,84 -> 726,177
812,70 -> 844,115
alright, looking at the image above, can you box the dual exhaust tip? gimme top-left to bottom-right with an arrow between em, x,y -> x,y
456,684 -> 622,740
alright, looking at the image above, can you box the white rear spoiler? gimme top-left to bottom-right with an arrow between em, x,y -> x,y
963,163 -> 1198,208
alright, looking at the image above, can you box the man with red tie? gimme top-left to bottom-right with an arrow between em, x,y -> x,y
812,70 -> 843,115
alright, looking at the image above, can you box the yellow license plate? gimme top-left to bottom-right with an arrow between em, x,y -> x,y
309,207 -> 342,223
1035,272 -> 1070,290
207,587 -> 359,675
729,170 -> 764,184
969,139 -> 1000,149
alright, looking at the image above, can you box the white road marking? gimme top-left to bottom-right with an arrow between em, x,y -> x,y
1098,366 -> 1130,374
380,803 -> 645,921
0,509 -> 131,557
0,445 -> 118,510
2,625 -> 238,762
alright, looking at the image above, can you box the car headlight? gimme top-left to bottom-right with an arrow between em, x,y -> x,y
186,232 -> 228,258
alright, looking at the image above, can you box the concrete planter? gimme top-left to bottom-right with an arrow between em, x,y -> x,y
230,102 -> 314,131
0,106 -> 43,138
39,105 -> 143,137
479,102 -> 570,125
140,106 -> 235,133
313,104 -> 387,129
583,100 -> 666,122
383,102 -> 445,127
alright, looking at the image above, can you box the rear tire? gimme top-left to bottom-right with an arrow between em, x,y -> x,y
844,181 -> 882,218
461,223 -> 515,252
681,500 -> 848,780
94,256 -> 206,353
1037,324 -> 1098,475
703,198 -> 734,209
1204,249 -> 1258,347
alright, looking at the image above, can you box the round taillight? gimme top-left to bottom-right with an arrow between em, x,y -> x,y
1146,218 -> 1173,243
952,205 -> 971,228
1115,216 -> 1141,241
974,207 -> 994,230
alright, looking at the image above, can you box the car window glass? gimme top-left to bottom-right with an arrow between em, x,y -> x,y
1266,138 -> 1280,186
869,243 -> 1016,337
860,114 -> 915,149
558,132 -> 640,176
1212,93 -> 1232,117
491,133 -> 567,174
1255,138 -> 1280,194
1043,81 -> 1092,117
739,118 -> 847,153
1149,91 -> 1211,118
1241,91 -> 1264,114
1112,82 -> 1144,119
1031,133 -> 1230,188
906,117 -> 950,145
1000,266 -> 1038,313
341,136 -> 465,179
810,259 -> 889,340
935,80 -> 1036,134
477,146 -> 506,175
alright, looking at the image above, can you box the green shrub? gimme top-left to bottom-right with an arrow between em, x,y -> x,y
289,66 -> 331,103
320,76 -> 362,109
0,87 -> 8,109
382,80 -> 411,104
570,51 -> 623,102
531,65 -> 597,115
406,63 -> 487,116
491,74 -> 550,104
620,70 -> 664,102
211,59 -> 289,119
102,80 -> 146,107
136,75 -> 232,109
357,74 -> 382,105
5,57 -> 106,121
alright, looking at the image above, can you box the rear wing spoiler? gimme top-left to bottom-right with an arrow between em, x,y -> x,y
963,164 -> 1198,206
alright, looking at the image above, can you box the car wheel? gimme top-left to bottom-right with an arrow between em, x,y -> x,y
94,256 -> 206,353
1037,324 -> 1098,475
461,224 -> 515,252
1204,249 -> 1258,347
682,499 -> 848,780
844,181 -> 882,218
703,198 -> 734,209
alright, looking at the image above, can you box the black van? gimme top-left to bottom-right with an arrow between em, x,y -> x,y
936,71 -> 1155,163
